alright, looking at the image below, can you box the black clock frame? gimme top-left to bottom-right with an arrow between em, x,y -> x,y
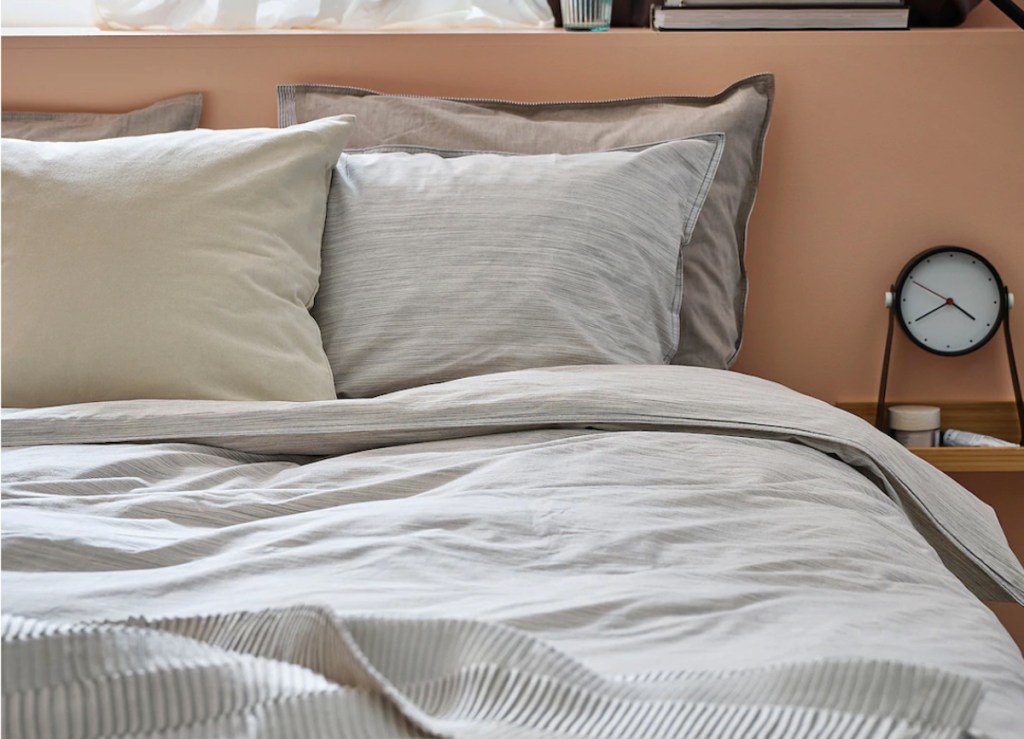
875,246 -> 1024,445
893,246 -> 1006,357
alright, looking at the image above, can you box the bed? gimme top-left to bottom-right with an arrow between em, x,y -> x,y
2,79 -> 1024,738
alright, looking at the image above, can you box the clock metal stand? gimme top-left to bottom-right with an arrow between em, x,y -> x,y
990,0 -> 1024,30
876,284 -> 1024,445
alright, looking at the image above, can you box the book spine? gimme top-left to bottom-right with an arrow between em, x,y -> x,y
664,0 -> 905,7
652,6 -> 910,29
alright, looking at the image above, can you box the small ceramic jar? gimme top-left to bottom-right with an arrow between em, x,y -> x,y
889,405 -> 941,447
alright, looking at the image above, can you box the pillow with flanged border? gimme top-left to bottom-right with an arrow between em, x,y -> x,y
278,76 -> 774,371
2,94 -> 203,142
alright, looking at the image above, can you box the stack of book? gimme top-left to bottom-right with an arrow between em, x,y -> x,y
652,0 -> 909,30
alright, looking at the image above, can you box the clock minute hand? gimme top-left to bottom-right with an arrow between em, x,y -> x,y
913,303 -> 947,322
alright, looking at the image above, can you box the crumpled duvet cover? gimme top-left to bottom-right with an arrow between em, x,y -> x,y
3,366 -> 1023,737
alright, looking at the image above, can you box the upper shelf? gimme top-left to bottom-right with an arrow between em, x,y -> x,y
3,1 -> 1018,43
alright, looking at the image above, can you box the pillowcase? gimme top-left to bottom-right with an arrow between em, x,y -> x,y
1,116 -> 354,408
2,94 -> 203,141
316,136 -> 724,398
278,75 -> 774,370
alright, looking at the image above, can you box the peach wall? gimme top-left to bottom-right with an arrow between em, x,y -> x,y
2,5 -> 1022,411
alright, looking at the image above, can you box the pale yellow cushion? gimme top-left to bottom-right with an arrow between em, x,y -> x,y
1,116 -> 354,407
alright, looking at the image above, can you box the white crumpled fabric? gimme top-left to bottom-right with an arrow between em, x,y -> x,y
94,0 -> 555,29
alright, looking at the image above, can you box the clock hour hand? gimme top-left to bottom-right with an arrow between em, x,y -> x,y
913,303 -> 947,322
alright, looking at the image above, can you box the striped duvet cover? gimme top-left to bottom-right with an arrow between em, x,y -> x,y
3,366 -> 1023,737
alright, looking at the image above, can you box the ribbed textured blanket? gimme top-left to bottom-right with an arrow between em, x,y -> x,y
2,606 -> 984,738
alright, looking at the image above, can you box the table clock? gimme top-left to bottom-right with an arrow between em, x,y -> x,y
877,245 -> 1023,444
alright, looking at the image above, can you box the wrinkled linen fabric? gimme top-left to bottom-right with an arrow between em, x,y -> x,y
3,366 -> 1024,736
94,0 -> 555,30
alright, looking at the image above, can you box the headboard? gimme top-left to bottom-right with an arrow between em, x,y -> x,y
3,3 -> 1022,408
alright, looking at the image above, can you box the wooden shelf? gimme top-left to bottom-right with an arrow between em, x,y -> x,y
837,402 -> 1024,473
907,447 -> 1024,473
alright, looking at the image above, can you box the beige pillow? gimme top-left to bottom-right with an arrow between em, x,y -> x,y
1,116 -> 354,408
278,77 -> 774,370
2,94 -> 203,141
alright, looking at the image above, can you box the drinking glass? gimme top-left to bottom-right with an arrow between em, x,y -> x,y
561,0 -> 613,30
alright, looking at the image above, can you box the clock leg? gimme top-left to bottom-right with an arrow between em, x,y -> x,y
876,286 -> 897,433
1002,287 -> 1024,446
989,0 -> 1024,31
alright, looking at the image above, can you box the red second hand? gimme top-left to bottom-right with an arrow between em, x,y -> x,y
912,280 -> 951,301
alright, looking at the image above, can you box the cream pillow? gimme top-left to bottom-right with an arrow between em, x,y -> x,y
1,116 -> 354,407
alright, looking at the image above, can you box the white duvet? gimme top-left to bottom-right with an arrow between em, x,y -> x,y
3,366 -> 1023,736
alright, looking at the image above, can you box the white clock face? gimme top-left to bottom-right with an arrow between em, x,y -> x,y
897,250 -> 1003,355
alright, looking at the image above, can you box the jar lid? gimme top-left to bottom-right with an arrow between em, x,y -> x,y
888,405 -> 941,431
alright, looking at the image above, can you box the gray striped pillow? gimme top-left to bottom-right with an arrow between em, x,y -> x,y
315,136 -> 724,398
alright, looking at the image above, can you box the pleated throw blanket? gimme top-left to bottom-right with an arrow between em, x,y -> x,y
2,605 -> 982,739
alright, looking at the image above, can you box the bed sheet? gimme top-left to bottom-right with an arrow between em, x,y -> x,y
3,366 -> 1023,736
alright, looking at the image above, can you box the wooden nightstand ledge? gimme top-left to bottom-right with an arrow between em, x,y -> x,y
837,402 -> 1024,473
